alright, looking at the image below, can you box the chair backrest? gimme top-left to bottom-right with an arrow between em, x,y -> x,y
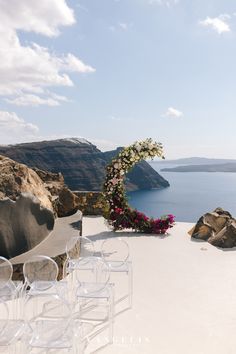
23,255 -> 58,292
75,257 -> 110,295
66,236 -> 95,260
0,256 -> 13,289
101,238 -> 129,266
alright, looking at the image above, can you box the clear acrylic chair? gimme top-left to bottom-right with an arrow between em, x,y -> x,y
23,255 -> 90,353
65,236 -> 95,269
73,256 -> 114,345
23,292 -> 85,353
0,256 -> 13,289
23,255 -> 67,300
101,238 -> 133,308
64,236 -> 95,293
0,256 -> 22,300
0,257 -> 25,351
23,255 -> 58,291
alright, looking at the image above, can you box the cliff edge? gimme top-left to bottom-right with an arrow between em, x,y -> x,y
0,138 -> 169,191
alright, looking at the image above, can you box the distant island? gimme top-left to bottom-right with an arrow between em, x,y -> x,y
161,163 -> 236,173
152,157 -> 236,165
150,156 -> 236,173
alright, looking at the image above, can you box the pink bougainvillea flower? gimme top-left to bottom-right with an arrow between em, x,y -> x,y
111,177 -> 119,185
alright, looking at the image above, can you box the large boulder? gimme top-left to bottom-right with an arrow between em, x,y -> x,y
0,156 -> 83,278
0,155 -> 53,210
189,208 -> 236,248
55,187 -> 80,217
32,167 -> 64,196
0,194 -> 54,259
0,155 -> 81,217
33,167 -> 80,217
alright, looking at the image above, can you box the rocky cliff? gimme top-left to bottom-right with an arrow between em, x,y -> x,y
0,155 -> 84,217
0,155 -> 53,210
0,138 -> 169,191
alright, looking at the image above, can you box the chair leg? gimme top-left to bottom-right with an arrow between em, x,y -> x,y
108,286 -> 114,344
128,265 -> 133,309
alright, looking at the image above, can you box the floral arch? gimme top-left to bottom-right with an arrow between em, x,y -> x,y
103,138 -> 175,234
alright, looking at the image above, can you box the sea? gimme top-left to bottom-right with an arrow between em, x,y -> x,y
128,162 -> 236,223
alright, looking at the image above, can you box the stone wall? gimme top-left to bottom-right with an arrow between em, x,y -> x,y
73,191 -> 104,215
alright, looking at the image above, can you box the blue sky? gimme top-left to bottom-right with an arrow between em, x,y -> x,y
0,0 -> 236,158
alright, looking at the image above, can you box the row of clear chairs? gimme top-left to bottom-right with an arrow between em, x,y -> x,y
0,257 -> 25,352
65,236 -> 133,308
0,236 -> 132,353
0,255 -> 90,353
64,236 -> 133,351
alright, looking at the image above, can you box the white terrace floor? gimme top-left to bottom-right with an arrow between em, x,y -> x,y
83,216 -> 236,354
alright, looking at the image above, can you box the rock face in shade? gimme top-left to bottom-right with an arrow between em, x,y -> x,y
0,194 -> 54,259
32,167 -> 65,196
33,167 -> 80,217
0,138 -> 170,191
0,155 -> 82,270
189,208 -> 236,248
0,155 -> 83,218
0,155 -> 53,210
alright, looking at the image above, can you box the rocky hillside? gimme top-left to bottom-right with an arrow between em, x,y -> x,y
0,155 -> 53,210
0,138 -> 169,191
0,154 -> 84,217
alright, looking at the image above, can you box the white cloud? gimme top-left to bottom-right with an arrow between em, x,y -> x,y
6,94 -> 59,107
0,111 -> 39,143
163,107 -> 183,118
109,115 -> 121,121
0,0 -> 75,37
109,22 -> 132,32
64,54 -> 95,73
199,15 -> 231,34
5,91 -> 71,107
0,0 -> 95,106
119,23 -> 129,30
49,93 -> 71,103
149,0 -> 179,7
